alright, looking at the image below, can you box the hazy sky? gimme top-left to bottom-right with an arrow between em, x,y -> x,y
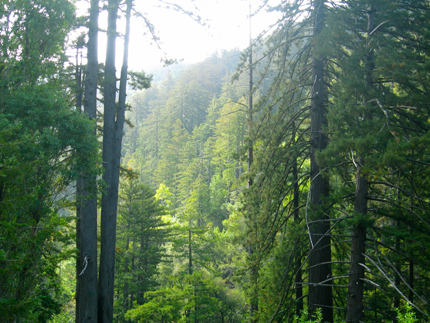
87,0 -> 281,71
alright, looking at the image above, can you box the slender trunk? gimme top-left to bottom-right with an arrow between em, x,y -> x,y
194,283 -> 199,323
98,0 -> 120,321
248,69 -> 258,321
249,246 -> 258,323
76,1 -> 99,321
346,161 -> 368,323
393,184 -> 401,321
117,0 -> 132,132
247,7 -> 258,321
409,174 -> 414,303
130,240 -> 136,314
186,227 -> 192,320
191,225 -> 197,323
189,227 -> 193,275
123,234 -> 130,314
247,5 -> 254,189
393,229 -> 400,323
138,225 -> 145,305
409,259 -> 414,302
308,1 -> 333,321
293,122 -> 303,316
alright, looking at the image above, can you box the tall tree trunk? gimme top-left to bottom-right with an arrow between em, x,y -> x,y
76,186 -> 81,323
75,44 -> 83,323
345,6 -> 375,322
98,0 -> 132,321
308,0 -> 333,321
76,1 -> 99,322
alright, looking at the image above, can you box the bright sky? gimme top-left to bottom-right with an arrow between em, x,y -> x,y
89,0 -> 281,72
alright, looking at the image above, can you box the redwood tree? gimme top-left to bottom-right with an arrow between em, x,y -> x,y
76,0 -> 99,322
98,0 -> 123,321
308,0 -> 333,321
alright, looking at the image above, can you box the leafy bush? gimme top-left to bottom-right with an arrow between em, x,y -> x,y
396,303 -> 418,323
293,308 -> 323,323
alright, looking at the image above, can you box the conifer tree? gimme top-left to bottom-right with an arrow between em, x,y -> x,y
115,178 -> 169,322
307,1 -> 333,321
318,0 -> 430,320
76,1 -> 99,321
243,0 -> 334,320
344,4 -> 375,322
98,0 -> 134,321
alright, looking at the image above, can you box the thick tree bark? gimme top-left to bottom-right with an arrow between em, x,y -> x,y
75,54 -> 82,323
98,0 -> 124,321
76,1 -> 99,322
308,0 -> 333,322
98,1 -> 133,321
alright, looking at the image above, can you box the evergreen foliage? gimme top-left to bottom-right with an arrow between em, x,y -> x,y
0,2 -> 99,322
114,178 -> 170,321
1,1 -> 430,322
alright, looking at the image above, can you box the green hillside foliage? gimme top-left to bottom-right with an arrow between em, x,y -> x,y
1,1 -> 430,322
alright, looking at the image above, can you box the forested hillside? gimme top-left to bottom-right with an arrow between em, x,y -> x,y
1,0 -> 430,323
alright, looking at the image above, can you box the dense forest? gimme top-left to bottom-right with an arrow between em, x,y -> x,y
1,0 -> 430,322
